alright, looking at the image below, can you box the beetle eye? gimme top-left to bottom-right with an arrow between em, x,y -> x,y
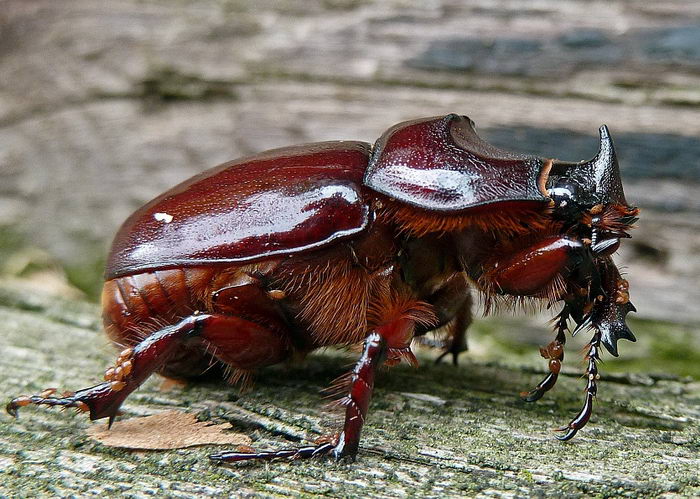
548,180 -> 587,222
549,183 -> 577,209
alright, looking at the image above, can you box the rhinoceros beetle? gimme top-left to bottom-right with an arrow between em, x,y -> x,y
8,114 -> 638,462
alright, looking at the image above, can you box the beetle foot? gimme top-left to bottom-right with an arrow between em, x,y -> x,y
414,334 -> 467,366
415,336 -> 464,366
434,342 -> 465,366
521,338 -> 565,402
8,348 -> 142,426
6,381 -> 128,427
521,308 -> 569,402
7,315 -> 217,427
6,388 -> 85,416
438,320 -> 470,366
7,345 -> 141,426
554,329 -> 601,441
209,434 -> 350,463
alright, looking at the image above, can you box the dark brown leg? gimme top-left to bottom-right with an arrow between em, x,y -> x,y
549,258 -> 633,440
521,307 -> 569,402
7,313 -> 290,426
210,331 -> 387,463
410,272 -> 472,366
435,304 -> 473,366
7,314 -> 211,426
555,329 -> 601,440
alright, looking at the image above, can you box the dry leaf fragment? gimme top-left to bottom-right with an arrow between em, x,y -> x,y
87,410 -> 252,450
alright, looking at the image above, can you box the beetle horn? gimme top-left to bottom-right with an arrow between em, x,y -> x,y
550,125 -> 628,206
587,125 -> 627,205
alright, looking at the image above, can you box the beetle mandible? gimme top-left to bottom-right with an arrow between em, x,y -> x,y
8,114 -> 638,462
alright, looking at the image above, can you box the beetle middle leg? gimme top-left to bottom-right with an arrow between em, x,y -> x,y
411,271 -> 473,366
210,331 -> 387,463
434,303 -> 473,366
210,297 -> 436,463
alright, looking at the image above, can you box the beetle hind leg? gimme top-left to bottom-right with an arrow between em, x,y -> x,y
6,389 -> 91,418
7,314 -> 211,425
7,344 -> 142,420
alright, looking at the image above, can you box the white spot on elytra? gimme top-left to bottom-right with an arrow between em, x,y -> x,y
154,212 -> 173,223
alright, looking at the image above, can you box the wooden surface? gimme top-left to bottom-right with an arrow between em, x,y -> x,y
0,1 -> 699,497
0,281 -> 699,497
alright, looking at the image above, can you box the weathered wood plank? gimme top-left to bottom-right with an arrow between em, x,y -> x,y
0,1 -> 699,495
1,282 -> 698,497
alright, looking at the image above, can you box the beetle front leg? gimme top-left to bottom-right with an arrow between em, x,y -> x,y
480,236 -> 585,402
483,236 -> 584,298
7,314 -> 211,426
553,258 -> 635,440
555,328 -> 601,441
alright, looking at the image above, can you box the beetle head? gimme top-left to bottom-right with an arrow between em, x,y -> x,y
548,126 -> 638,256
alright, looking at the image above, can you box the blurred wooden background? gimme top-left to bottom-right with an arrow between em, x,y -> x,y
1,0 -> 699,323
1,2 -> 699,496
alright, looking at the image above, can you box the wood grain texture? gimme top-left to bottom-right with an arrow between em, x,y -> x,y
1,282 -> 698,497
0,2 -> 698,496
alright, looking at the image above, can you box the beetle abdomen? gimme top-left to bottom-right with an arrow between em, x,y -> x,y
102,268 -> 216,343
102,267 -> 220,378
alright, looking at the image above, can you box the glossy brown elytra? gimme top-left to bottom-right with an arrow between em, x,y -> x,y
8,114 -> 638,462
